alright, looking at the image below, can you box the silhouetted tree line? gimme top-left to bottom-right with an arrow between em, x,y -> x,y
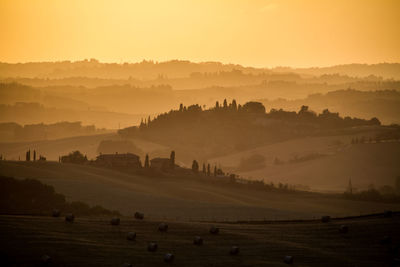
343,177 -> 400,203
60,151 -> 88,164
24,149 -> 46,162
344,188 -> 400,203
351,126 -> 400,144
0,176 -> 120,216
119,101 -> 381,157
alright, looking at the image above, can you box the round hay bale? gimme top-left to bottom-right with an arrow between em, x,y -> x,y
148,242 -> 158,252
384,210 -> 393,218
321,216 -> 331,223
339,225 -> 349,234
164,253 -> 174,263
381,235 -> 392,245
110,217 -> 120,226
229,246 -> 240,255
158,223 -> 168,232
134,212 -> 144,220
65,213 -> 75,223
41,254 -> 51,264
52,209 -> 61,217
193,236 -> 203,245
121,263 -> 132,267
283,255 -> 294,264
209,226 -> 219,234
127,232 -> 136,241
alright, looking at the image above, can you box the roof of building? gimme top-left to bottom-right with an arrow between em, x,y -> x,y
97,153 -> 140,160
150,157 -> 170,162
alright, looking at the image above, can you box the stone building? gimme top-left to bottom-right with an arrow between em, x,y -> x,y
96,153 -> 141,168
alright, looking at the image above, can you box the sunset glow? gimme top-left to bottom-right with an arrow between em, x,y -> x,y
1,0 -> 399,67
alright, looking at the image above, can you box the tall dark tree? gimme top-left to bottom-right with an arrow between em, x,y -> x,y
26,150 -> 30,161
192,160 -> 199,173
202,163 -> 206,175
232,99 -> 237,111
33,150 -> 36,161
207,164 -> 211,176
144,154 -> 149,168
214,165 -> 217,176
347,178 -> 353,194
215,101 -> 220,109
223,99 -> 228,109
179,103 -> 183,112
170,150 -> 175,169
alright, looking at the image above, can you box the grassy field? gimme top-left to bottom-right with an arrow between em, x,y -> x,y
210,135 -> 400,192
1,161 -> 399,221
0,213 -> 399,266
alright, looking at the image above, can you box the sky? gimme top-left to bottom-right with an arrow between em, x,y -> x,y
0,0 -> 399,67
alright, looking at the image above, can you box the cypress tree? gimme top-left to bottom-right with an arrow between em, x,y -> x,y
145,154 -> 149,168
170,151 -> 175,169
33,150 -> 36,161
202,163 -> 206,174
192,160 -> 199,173
214,165 -> 217,176
232,99 -> 237,111
207,164 -> 211,176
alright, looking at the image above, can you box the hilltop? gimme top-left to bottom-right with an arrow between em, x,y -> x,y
118,100 -> 381,164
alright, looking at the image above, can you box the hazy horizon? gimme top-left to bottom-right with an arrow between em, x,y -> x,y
1,59 -> 400,69
1,0 -> 400,67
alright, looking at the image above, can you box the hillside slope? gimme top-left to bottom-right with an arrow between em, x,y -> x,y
0,161 -> 398,221
210,137 -> 400,192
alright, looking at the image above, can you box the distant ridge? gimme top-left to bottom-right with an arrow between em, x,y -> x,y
1,60 -> 399,80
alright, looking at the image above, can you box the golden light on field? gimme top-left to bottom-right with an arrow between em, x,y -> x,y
0,0 -> 399,66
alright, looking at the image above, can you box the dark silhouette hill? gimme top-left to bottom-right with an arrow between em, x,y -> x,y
118,101 -> 380,162
259,89 -> 400,124
0,176 -> 119,216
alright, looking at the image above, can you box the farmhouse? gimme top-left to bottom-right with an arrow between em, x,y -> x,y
96,153 -> 141,168
150,157 -> 171,170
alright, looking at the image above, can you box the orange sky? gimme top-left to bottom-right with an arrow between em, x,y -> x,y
0,0 -> 399,67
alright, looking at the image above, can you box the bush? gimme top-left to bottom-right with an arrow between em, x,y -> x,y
0,176 -> 120,216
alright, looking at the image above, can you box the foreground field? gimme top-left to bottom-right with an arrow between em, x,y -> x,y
0,214 -> 399,266
1,161 -> 399,221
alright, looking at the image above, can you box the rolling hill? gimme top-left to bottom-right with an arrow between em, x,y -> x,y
210,135 -> 400,192
0,161 -> 398,221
